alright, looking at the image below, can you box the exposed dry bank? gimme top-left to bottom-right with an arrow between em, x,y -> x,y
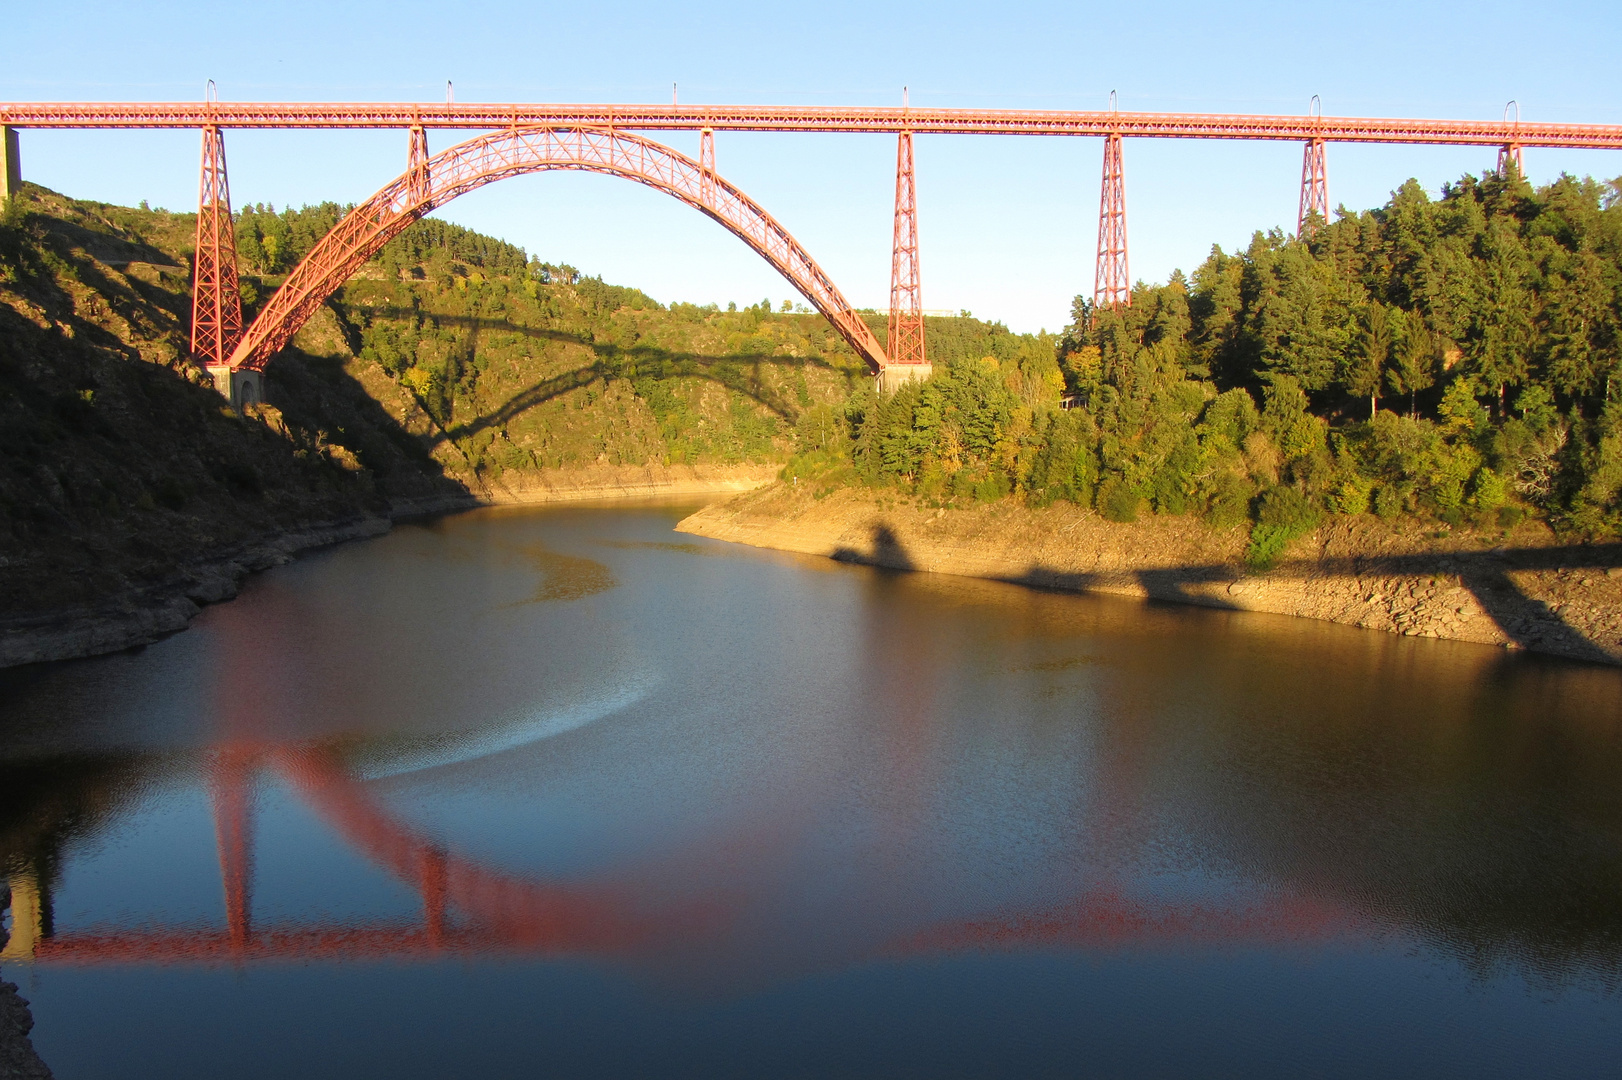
478,462 -> 774,505
678,484 -> 1622,665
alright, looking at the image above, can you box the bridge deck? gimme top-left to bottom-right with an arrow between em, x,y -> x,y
1,103 -> 1619,148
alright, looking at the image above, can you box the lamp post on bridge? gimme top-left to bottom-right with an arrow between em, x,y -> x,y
1297,96 -> 1330,238
1497,101 -> 1525,177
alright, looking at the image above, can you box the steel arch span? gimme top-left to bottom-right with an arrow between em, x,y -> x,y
227,126 -> 890,373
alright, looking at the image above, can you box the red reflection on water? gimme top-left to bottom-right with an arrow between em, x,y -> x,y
31,746 -> 666,964
274,746 -> 653,954
209,746 -> 256,952
27,742 -> 1362,968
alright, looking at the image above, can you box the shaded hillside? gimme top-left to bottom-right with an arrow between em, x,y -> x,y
0,185 -> 467,641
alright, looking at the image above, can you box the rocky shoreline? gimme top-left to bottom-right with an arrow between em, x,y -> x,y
0,513 -> 395,670
677,484 -> 1622,666
0,470 -> 771,671
0,977 -> 51,1080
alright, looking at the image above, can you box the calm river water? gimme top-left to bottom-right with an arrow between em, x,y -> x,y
2,501 -> 1621,1078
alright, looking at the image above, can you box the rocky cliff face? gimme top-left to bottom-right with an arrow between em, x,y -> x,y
678,484 -> 1622,665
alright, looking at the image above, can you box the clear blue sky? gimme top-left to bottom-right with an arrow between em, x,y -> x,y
7,0 -> 1620,332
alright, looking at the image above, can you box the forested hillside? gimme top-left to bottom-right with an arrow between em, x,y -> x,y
840,169 -> 1622,562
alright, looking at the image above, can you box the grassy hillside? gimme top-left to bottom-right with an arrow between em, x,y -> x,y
233,200 -> 1041,490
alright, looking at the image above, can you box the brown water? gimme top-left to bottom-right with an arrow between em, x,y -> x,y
2,501 -> 1620,1078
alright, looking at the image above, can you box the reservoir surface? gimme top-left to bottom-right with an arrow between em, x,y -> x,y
2,500 -> 1620,1078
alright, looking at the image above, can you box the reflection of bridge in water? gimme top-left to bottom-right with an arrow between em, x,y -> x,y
6,745 -> 653,965
2,739 -> 1360,969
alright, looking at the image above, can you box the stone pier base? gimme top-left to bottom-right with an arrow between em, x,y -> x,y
878,362 -> 933,395
207,364 -> 265,410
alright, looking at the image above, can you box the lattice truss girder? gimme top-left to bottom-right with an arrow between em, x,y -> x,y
191,125 -> 244,365
7,102 -> 1621,149
1094,133 -> 1129,310
888,130 -> 925,366
229,126 -> 888,373
1298,138 -> 1329,236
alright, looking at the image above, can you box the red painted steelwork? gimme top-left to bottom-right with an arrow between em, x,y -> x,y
1298,138 -> 1329,236
190,125 -> 243,367
5,102 -> 1622,148
1498,102 -> 1526,176
226,125 -> 888,374
888,130 -> 925,367
406,125 -> 430,205
1095,133 -> 1129,310
699,127 -> 715,205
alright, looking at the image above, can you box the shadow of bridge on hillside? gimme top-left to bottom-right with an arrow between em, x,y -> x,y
439,352 -> 850,451
345,307 -> 861,447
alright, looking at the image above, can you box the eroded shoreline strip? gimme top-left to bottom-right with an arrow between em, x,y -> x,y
676,484 -> 1622,667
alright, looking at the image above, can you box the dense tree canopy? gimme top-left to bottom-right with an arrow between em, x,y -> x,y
835,168 -> 1622,548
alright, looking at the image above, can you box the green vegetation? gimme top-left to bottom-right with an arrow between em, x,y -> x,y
827,168 -> 1622,550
